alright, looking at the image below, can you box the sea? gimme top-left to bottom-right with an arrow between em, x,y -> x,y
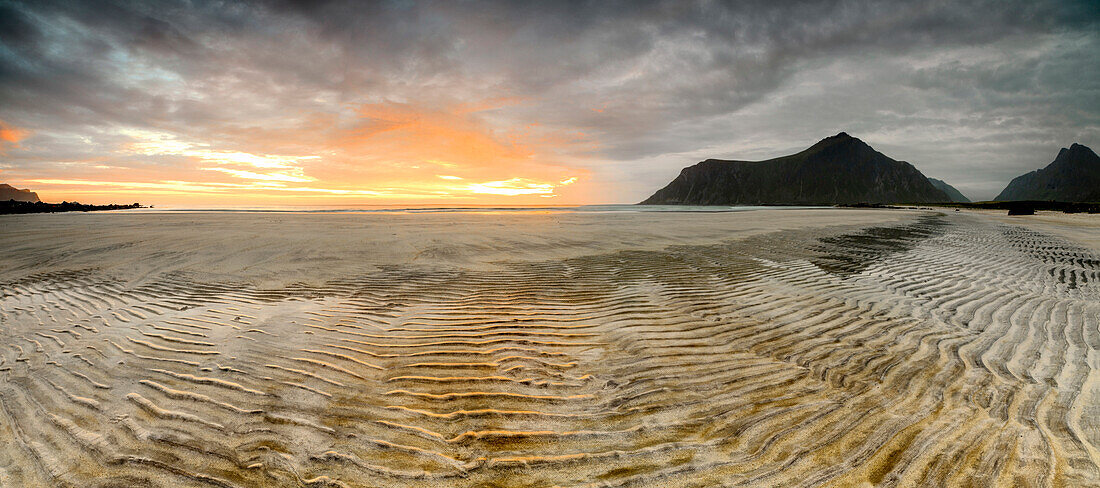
123,204 -> 829,214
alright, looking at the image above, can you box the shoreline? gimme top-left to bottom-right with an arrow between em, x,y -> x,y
0,200 -> 143,215
957,208 -> 1100,253
0,208 -> 921,287
1,209 -> 1096,486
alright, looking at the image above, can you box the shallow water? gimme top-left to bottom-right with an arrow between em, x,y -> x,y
123,203 -> 829,214
0,211 -> 1097,486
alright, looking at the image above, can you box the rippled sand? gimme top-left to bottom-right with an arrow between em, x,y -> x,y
1,209 -> 1098,487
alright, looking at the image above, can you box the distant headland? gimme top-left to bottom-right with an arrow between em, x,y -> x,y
0,183 -> 142,214
641,133 -> 951,205
995,143 -> 1100,202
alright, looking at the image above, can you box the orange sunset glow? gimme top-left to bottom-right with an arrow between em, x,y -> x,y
3,2 -> 1100,488
1,0 -> 1097,205
0,120 -> 29,153
4,100 -> 593,206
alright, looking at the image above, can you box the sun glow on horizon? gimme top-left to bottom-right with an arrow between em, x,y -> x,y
7,102 -> 593,205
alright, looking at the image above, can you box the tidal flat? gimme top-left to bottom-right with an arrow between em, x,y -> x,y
1,208 -> 1097,487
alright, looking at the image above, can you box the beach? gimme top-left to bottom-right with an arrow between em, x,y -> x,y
1,207 -> 1098,487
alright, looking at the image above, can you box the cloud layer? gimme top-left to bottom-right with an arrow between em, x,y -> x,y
0,0 -> 1097,203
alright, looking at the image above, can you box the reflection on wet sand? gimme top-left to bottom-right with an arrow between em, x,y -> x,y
0,211 -> 1098,487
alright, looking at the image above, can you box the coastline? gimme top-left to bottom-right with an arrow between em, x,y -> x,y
1,208 -> 1097,486
0,200 -> 143,215
0,207 -> 916,287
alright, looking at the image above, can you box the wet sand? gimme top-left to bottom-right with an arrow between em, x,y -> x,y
1,208 -> 1098,487
960,208 -> 1100,254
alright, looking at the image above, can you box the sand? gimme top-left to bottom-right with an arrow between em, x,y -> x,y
0,208 -> 916,286
0,208 -> 1098,487
959,208 -> 1100,253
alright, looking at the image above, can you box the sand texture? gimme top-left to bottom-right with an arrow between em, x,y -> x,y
0,209 -> 1098,487
962,209 -> 1100,254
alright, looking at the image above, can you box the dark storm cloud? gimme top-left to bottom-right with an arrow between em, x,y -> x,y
0,0 -> 1097,201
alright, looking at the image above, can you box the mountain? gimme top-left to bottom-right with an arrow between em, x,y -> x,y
0,183 -> 40,202
641,133 -> 950,205
995,143 -> 1100,202
927,178 -> 970,203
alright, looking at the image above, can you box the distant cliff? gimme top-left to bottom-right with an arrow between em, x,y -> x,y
641,133 -> 949,205
0,183 -> 40,202
927,178 -> 970,203
995,143 -> 1100,202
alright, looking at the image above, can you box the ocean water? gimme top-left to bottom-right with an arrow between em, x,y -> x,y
126,204 -> 830,214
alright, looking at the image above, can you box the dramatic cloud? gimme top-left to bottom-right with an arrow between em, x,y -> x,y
0,0 -> 1097,204
0,120 -> 29,154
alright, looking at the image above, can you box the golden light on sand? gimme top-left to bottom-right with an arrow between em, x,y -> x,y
4,3 -> 1100,487
4,209 -> 1099,486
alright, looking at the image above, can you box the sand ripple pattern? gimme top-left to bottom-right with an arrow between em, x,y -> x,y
0,213 -> 1098,487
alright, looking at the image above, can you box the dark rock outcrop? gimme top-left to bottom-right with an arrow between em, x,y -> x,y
995,143 -> 1100,202
0,200 -> 142,215
641,133 -> 950,205
0,183 -> 40,202
927,178 -> 970,203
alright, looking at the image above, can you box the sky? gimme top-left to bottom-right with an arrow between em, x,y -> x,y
0,0 -> 1097,205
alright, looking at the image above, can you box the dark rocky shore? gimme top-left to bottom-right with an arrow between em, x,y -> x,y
1,200 -> 143,215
